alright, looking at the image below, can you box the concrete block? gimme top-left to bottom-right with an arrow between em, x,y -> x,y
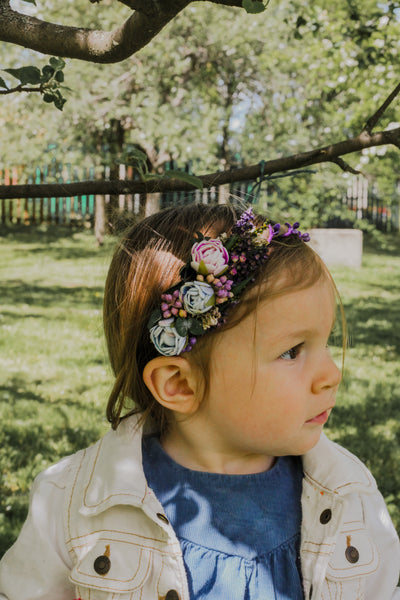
309,228 -> 363,268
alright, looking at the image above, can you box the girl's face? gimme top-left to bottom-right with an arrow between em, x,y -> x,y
165,274 -> 342,474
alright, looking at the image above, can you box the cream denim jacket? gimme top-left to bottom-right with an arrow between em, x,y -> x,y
0,415 -> 399,600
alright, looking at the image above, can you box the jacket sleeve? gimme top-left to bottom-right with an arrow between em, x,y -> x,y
0,457 -> 75,600
363,487 -> 400,600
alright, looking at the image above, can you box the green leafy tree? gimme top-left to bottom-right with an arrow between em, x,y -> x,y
0,0 -> 399,229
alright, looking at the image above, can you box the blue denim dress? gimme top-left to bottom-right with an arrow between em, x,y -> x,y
142,436 -> 304,600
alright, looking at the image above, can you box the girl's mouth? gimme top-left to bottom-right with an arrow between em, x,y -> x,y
306,410 -> 329,425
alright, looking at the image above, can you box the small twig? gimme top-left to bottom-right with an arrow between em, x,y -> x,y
363,81 -> 400,134
0,85 -> 42,94
330,157 -> 361,175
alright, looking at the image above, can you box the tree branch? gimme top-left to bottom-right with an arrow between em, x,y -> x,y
329,157 -> 361,175
363,81 -> 400,134
0,0 -> 245,63
1,127 -> 399,200
0,0 -> 189,63
0,85 -> 42,95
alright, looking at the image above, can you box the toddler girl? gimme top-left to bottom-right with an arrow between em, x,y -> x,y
0,203 -> 399,600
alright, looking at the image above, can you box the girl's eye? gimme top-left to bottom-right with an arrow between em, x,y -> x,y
280,344 -> 303,360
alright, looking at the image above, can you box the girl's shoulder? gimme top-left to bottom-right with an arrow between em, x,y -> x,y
35,415 -> 142,492
302,433 -> 378,496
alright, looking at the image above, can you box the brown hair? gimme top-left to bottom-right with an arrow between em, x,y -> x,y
103,203 -> 332,432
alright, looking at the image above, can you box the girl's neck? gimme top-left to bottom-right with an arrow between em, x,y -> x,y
160,425 -> 276,475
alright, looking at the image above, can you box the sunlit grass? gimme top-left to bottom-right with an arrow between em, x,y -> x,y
0,227 -> 115,552
326,235 -> 400,529
0,226 -> 399,555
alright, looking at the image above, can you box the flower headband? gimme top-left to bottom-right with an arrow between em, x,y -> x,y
147,208 -> 310,356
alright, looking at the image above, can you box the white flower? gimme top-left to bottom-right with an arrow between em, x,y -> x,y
149,318 -> 187,356
181,281 -> 215,314
190,239 -> 229,276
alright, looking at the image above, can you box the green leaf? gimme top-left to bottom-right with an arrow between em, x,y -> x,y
175,318 -> 190,337
49,57 -> 66,71
141,172 -> 162,182
187,318 -> 206,336
4,66 -> 42,86
53,94 -> 67,111
43,93 -> 54,104
41,65 -> 55,83
126,147 -> 148,164
0,77 -> 9,90
21,0 -> 36,5
162,169 -> 203,190
232,276 -> 253,296
242,0 -> 266,14
193,231 -> 205,242
205,295 -> 216,308
224,234 -> 238,251
55,71 -> 65,83
197,259 -> 209,276
147,309 -> 162,330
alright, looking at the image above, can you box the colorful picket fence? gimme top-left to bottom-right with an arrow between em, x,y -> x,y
0,163 -> 155,226
0,162 -> 253,227
0,164 -> 97,226
0,164 -> 398,232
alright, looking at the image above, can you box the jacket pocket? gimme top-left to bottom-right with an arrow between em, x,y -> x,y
322,529 -> 380,600
70,538 -> 153,598
326,528 -> 379,581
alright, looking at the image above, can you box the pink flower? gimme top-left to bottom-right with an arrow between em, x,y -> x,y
190,239 -> 229,276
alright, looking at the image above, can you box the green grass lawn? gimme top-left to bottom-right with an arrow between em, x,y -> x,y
0,226 -> 399,557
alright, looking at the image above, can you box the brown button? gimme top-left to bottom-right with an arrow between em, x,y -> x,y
345,546 -> 359,564
157,512 -> 169,525
165,591 -> 179,600
319,509 -> 332,524
94,554 -> 111,575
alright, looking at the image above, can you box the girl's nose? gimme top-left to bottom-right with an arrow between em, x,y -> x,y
311,351 -> 342,394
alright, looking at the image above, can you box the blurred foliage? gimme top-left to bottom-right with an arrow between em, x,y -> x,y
0,2 -> 399,198
1,4 -> 400,233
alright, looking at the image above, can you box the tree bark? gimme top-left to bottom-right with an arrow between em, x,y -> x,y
0,0 -> 243,63
1,127 -> 399,199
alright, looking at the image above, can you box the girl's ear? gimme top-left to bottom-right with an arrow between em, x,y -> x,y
142,357 -> 201,415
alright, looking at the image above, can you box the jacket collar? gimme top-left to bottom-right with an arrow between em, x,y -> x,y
302,433 -> 377,496
80,417 -> 376,515
79,414 -> 148,516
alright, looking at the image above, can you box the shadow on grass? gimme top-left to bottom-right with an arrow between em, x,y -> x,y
0,379 -> 105,408
0,224 -> 91,244
0,376 -> 104,557
342,292 -> 400,352
327,379 -> 400,503
0,378 -> 104,452
363,232 -> 400,257
0,224 -> 115,261
0,381 -> 47,404
1,280 -> 104,310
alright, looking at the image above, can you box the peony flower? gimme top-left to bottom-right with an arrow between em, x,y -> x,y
149,318 -> 187,356
181,281 -> 215,314
190,239 -> 229,276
